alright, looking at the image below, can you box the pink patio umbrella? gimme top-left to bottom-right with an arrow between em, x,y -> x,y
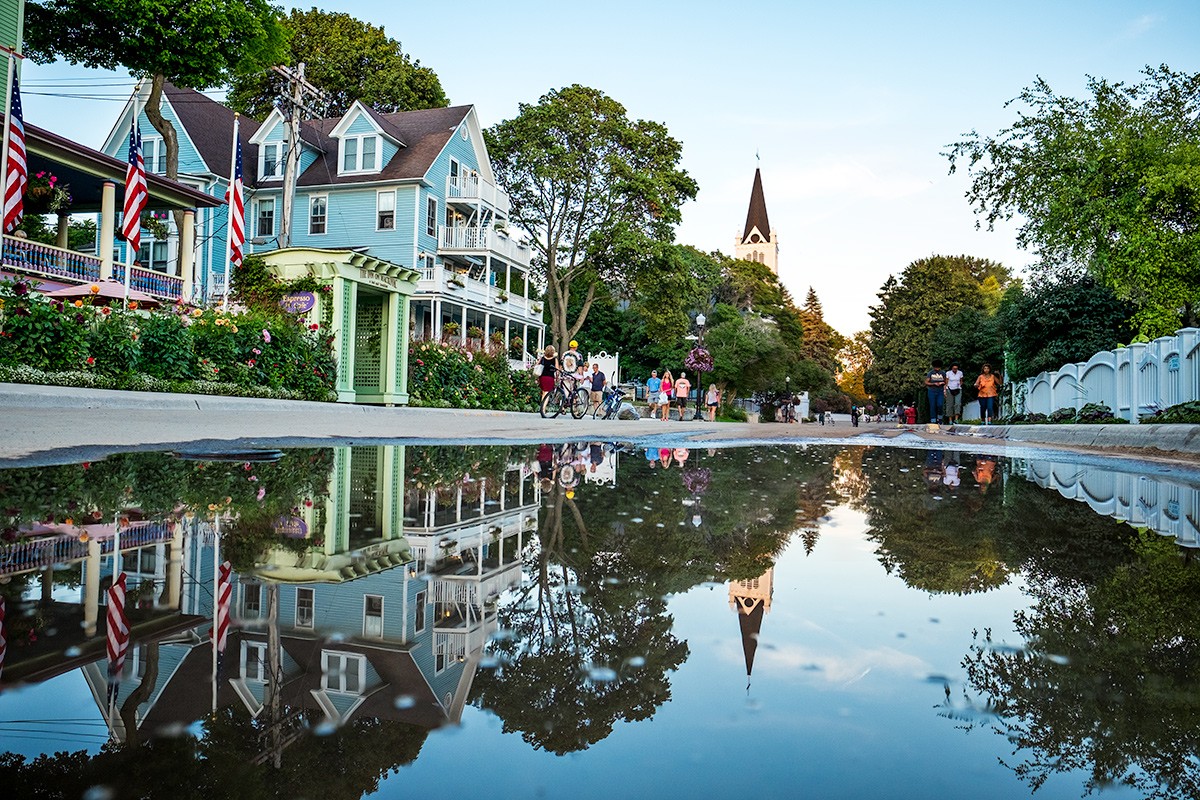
44,279 -> 162,308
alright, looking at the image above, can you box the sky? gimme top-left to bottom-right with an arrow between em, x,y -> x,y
19,0 -> 1200,335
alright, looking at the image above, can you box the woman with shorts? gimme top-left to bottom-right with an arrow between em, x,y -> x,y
659,370 -> 674,421
706,384 -> 720,421
536,346 -> 559,399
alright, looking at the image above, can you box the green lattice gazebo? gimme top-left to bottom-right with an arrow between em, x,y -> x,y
258,247 -> 419,405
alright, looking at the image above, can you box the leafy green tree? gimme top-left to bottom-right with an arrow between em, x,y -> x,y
485,85 -> 698,350
946,66 -> 1200,335
998,275 -> 1134,381
864,255 -> 1009,402
26,0 -> 288,184
928,306 -> 1005,393
226,8 -> 448,119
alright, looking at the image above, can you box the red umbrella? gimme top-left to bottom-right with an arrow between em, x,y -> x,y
44,279 -> 161,308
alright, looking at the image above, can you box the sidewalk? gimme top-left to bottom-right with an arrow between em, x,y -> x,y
3,383 -> 1199,467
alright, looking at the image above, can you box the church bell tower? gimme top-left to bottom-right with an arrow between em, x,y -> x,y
734,168 -> 779,274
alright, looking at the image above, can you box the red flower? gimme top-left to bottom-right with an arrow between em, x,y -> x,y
86,356 -> 95,365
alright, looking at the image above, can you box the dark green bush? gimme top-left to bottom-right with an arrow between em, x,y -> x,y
139,313 -> 194,380
89,313 -> 140,376
0,279 -> 89,370
1143,400 -> 1200,424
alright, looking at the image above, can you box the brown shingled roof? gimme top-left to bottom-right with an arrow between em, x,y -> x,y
296,105 -> 472,187
162,83 -> 261,186
741,168 -> 772,243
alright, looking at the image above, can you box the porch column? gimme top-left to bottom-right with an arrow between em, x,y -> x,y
397,296 -> 411,403
83,539 -> 101,637
484,311 -> 491,343
382,291 -> 401,404
179,210 -> 196,304
99,181 -> 116,280
167,520 -> 183,610
55,213 -> 70,249
460,305 -> 467,346
332,278 -> 358,402
504,318 -> 510,355
433,298 -> 442,340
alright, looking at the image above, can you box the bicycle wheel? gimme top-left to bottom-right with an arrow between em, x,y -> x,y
540,390 -> 563,419
570,388 -> 590,419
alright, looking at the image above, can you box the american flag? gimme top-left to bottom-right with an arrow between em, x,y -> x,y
2,73 -> 25,234
121,118 -> 147,257
227,123 -> 245,273
105,572 -> 130,707
214,560 -> 232,676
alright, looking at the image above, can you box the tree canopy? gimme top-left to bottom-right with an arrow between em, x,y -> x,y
946,65 -> 1200,336
226,8 -> 448,119
485,85 -> 698,350
864,255 -> 1010,402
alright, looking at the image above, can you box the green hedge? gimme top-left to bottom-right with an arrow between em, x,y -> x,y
408,339 -> 540,412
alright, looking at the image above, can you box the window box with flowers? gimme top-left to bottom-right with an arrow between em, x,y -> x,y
448,277 -> 465,289
496,292 -> 508,304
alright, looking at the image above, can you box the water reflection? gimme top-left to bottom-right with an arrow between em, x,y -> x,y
0,443 -> 1197,798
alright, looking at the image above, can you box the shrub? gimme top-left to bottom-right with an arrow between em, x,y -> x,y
89,313 -> 140,376
0,279 -> 89,371
1077,402 -> 1127,424
1048,406 -> 1078,424
1143,400 -> 1200,424
408,339 -> 537,412
718,405 -> 748,422
138,312 -> 194,380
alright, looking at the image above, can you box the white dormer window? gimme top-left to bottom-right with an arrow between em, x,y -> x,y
260,141 -> 287,180
340,134 -> 380,174
142,136 -> 166,174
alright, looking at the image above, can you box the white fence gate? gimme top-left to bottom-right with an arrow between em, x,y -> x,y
1018,327 -> 1200,423
587,350 -> 620,387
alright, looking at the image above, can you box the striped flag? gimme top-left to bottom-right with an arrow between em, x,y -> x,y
214,560 -> 231,675
0,596 -> 7,685
105,572 -> 130,706
121,118 -> 147,257
227,122 -> 245,273
2,72 -> 25,234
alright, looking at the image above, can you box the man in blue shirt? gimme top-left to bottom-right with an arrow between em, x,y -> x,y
589,363 -> 607,409
646,370 -> 662,418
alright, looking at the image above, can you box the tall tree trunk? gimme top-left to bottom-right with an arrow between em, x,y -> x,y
119,641 -> 159,747
142,73 -> 187,275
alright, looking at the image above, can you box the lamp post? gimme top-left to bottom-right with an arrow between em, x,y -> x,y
693,313 -> 706,421
786,376 -> 791,422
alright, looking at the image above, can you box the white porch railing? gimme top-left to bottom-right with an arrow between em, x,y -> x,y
417,261 -> 541,320
438,225 -> 531,266
0,533 -> 90,577
445,175 -> 512,216
2,234 -> 102,284
111,263 -> 184,302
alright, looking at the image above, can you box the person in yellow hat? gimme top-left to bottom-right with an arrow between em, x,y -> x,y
562,340 -> 582,374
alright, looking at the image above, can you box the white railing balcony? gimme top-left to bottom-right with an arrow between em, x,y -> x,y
445,175 -> 512,216
110,264 -> 184,302
2,234 -> 102,285
438,225 -> 532,268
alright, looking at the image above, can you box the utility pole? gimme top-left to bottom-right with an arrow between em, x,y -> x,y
272,63 -> 325,249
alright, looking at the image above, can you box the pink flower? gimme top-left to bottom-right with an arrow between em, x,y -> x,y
252,348 -> 261,355
261,329 -> 271,343
256,487 -> 266,501
248,475 -> 258,482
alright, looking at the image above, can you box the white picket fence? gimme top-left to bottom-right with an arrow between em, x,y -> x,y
1018,327 -> 1200,423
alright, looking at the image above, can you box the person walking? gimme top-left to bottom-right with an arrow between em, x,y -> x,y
536,346 -> 559,400
706,384 -> 721,421
925,359 -> 948,424
974,363 -> 1001,424
673,371 -> 692,421
850,404 -> 860,427
588,362 -> 607,413
660,370 -> 674,421
646,370 -> 662,418
945,362 -> 965,424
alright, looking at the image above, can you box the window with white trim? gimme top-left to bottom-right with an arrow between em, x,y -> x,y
364,594 -> 383,638
243,583 -> 261,617
376,190 -> 395,230
242,641 -> 268,682
255,198 -> 276,238
143,136 -> 166,174
309,195 -> 327,235
414,590 -> 426,633
426,197 -> 437,237
322,651 -> 365,693
136,241 -> 168,272
296,587 -> 314,628
260,141 -> 287,180
340,134 -> 380,174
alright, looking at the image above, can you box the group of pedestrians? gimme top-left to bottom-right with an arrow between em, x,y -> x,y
923,359 -> 1002,424
645,370 -> 721,421
535,341 -> 608,401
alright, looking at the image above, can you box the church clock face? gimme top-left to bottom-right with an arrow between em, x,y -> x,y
750,234 -> 761,243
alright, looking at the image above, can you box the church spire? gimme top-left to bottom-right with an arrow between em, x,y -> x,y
729,566 -> 774,685
742,168 -> 772,244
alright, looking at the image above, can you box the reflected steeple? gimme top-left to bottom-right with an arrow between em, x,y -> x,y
729,566 -> 774,685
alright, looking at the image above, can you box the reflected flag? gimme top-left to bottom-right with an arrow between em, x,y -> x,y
121,118 -> 147,257
105,572 -> 130,706
0,596 -> 7,685
3,72 -> 25,234
215,560 -> 231,675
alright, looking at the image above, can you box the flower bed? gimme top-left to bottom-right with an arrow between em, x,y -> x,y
408,339 -> 539,412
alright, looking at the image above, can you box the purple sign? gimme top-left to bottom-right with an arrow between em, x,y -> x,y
276,516 -> 309,538
281,291 -> 316,314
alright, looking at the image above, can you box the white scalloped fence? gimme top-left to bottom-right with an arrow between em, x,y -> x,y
1019,327 -> 1200,423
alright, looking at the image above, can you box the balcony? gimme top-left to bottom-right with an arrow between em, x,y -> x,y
445,175 -> 511,216
438,225 -> 530,267
418,262 -> 542,320
2,234 -> 184,302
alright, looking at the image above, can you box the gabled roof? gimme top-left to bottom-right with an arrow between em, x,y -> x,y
296,105 -> 472,188
741,168 -> 772,243
737,598 -> 765,677
328,100 -> 406,149
162,82 -> 261,185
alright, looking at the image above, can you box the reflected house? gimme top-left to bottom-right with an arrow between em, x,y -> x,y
729,566 -> 774,685
1015,458 -> 1200,549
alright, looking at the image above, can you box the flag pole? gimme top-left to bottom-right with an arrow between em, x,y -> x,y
0,53 -> 15,222
220,114 -> 239,310
123,94 -> 139,309
211,513 -> 220,713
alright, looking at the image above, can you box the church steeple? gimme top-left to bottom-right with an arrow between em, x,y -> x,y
729,567 -> 774,686
734,167 -> 779,274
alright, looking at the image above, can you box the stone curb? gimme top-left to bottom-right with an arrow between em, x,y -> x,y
955,422 -> 1200,456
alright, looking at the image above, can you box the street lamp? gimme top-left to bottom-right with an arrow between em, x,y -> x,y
693,313 -> 706,422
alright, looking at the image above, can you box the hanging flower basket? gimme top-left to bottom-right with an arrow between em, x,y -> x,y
684,347 -> 713,372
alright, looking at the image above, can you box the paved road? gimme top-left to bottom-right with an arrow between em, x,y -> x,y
2,383 -> 1199,467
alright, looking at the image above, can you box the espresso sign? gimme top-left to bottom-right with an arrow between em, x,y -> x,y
280,291 -> 316,314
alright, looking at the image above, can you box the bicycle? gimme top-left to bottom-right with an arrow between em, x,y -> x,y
592,386 -> 627,420
541,375 -> 590,419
